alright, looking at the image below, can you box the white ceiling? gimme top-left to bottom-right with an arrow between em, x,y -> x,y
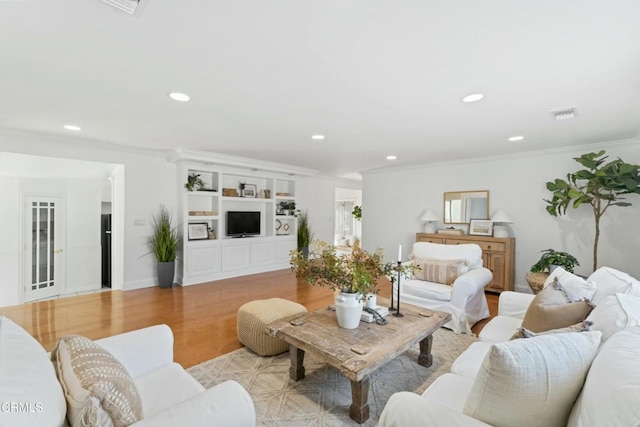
1,1 -> 639,180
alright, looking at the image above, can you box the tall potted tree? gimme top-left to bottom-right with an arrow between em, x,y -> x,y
545,150 -> 640,271
148,206 -> 180,288
297,210 -> 313,258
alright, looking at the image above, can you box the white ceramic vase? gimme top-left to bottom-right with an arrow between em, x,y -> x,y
334,291 -> 363,329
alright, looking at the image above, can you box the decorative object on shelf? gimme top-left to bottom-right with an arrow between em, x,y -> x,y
208,227 -> 216,240
222,188 -> 239,197
147,206 -> 180,289
264,189 -> 271,199
297,210 -> 313,258
188,223 -> 209,240
185,173 -> 204,191
290,241 -> 415,329
530,248 -> 580,274
544,150 -> 640,271
420,209 -> 439,233
352,205 -> 362,221
491,210 -> 513,238
276,192 -> 290,196
275,219 -> 283,235
469,219 -> 493,236
188,210 -> 217,216
241,184 -> 257,198
278,201 -> 297,216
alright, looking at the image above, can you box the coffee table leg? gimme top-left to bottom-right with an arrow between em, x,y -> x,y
349,376 -> 370,423
289,345 -> 305,381
418,334 -> 433,367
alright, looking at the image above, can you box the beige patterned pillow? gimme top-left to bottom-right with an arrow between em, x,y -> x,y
511,320 -> 593,339
521,277 -> 595,333
51,335 -> 143,427
412,257 -> 468,285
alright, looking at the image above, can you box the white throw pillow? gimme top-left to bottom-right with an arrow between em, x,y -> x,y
542,267 -> 596,301
587,266 -> 640,305
463,331 -> 601,427
568,326 -> 640,427
586,292 -> 640,341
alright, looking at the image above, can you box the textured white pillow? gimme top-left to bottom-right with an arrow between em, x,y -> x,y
542,267 -> 596,301
588,267 -> 640,305
463,331 -> 601,427
586,293 -> 640,341
568,326 -> 640,427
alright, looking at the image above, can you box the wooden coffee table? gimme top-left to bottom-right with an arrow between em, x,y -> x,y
268,298 -> 451,423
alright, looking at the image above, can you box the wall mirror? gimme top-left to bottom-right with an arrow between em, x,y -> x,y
443,190 -> 489,224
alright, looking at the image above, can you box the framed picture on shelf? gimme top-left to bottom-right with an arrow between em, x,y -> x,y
242,184 -> 257,198
469,219 -> 493,236
188,223 -> 209,240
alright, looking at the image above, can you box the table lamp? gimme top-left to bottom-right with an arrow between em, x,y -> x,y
420,209 -> 439,233
491,210 -> 513,238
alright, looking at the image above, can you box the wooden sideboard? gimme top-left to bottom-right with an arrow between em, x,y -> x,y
415,233 -> 515,293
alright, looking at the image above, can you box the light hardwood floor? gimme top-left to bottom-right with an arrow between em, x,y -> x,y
0,269 -> 498,368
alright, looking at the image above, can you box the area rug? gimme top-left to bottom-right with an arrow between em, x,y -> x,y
187,328 -> 477,426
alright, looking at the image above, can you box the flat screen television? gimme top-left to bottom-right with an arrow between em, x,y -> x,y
226,211 -> 261,237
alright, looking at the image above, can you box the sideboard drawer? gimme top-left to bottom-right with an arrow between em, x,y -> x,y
445,239 -> 506,253
416,235 -> 444,244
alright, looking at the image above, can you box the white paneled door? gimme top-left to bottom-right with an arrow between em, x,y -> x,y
23,196 -> 65,302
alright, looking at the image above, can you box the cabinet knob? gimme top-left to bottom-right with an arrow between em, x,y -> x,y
488,245 -> 491,249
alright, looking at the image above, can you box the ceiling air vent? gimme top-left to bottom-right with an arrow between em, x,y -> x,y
550,107 -> 577,121
101,0 -> 150,16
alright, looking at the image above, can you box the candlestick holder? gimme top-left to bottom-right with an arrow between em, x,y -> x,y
393,261 -> 404,317
389,273 -> 397,312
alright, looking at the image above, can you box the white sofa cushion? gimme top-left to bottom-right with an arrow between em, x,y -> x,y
586,293 -> 640,341
588,266 -> 640,305
463,331 -> 601,427
403,279 -> 452,301
478,315 -> 523,343
0,316 -> 66,427
421,372 -> 474,413
411,242 -> 483,269
379,394 -> 491,427
133,362 -> 204,418
568,326 -> 640,427
450,341 -> 493,379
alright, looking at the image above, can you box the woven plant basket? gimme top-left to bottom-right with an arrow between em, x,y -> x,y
525,271 -> 549,294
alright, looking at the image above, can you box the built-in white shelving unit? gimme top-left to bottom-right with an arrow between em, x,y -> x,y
171,149 -> 316,286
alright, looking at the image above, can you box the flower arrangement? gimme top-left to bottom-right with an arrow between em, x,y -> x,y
290,240 -> 414,295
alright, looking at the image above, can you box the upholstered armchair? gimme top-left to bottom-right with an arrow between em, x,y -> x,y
396,242 -> 492,334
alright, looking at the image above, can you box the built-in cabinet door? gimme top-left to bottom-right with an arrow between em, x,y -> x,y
484,253 -> 506,292
221,240 -> 251,272
251,239 -> 275,266
275,238 -> 296,264
187,243 -> 221,276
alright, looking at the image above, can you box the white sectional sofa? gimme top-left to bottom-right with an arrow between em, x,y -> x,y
379,266 -> 640,427
0,317 -> 256,426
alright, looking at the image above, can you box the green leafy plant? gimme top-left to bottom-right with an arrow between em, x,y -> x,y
297,210 -> 314,250
290,241 -> 415,295
185,173 -> 204,191
545,150 -> 640,271
278,201 -> 297,215
147,206 -> 180,262
530,249 -> 580,273
352,205 -> 362,221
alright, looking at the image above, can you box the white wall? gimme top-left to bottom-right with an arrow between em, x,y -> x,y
362,140 -> 640,292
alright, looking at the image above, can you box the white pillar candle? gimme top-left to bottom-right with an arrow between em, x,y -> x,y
398,244 -> 402,262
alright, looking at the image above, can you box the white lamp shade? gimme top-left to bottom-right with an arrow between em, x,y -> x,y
420,209 -> 439,222
491,210 -> 513,224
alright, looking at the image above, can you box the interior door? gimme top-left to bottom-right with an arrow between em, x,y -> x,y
24,196 -> 65,302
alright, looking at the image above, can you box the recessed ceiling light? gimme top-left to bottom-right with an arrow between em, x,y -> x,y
168,92 -> 190,102
63,125 -> 81,131
386,155 -> 397,160
461,93 -> 484,103
311,135 -> 325,140
508,136 -> 524,142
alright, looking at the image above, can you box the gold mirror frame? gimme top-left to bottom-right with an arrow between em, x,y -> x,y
443,190 -> 490,224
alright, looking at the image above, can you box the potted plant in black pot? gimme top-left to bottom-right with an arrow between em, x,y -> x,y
526,248 -> 580,294
148,206 -> 180,288
297,210 -> 313,258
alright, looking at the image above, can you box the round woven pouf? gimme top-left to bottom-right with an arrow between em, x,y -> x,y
237,298 -> 307,356
525,271 -> 549,294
